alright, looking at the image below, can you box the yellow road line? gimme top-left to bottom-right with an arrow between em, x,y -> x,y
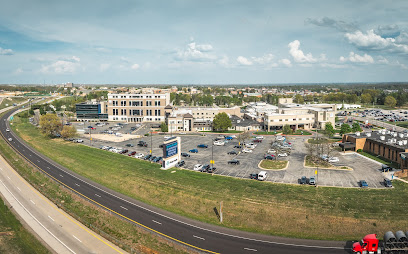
0,127 -> 219,254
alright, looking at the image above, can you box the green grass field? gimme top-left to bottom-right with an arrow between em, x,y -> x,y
254,131 -> 281,135
200,130 -> 243,133
10,115 -> 408,240
0,97 -> 26,110
259,160 -> 288,169
0,196 -> 50,254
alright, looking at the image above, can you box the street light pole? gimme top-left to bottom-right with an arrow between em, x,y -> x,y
150,130 -> 153,155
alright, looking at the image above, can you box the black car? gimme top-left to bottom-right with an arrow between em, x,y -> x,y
153,157 -> 162,163
384,178 -> 392,187
177,160 -> 185,167
144,154 -> 152,160
149,156 -> 157,161
200,164 -> 210,172
264,155 -> 276,160
250,173 -> 258,179
125,143 -> 134,147
228,159 -> 240,165
197,144 -> 208,148
159,144 -> 164,148
227,150 -> 238,155
120,149 -> 129,154
234,145 -> 242,149
130,127 -> 137,131
138,141 -> 148,147
181,152 -> 190,157
381,164 -> 393,172
207,166 -> 217,173
299,176 -> 307,184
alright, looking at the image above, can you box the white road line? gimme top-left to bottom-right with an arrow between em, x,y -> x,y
17,187 -> 21,191
95,194 -> 101,198
48,215 -> 55,221
30,199 -> 36,205
47,166 -> 50,169
244,247 -> 257,251
0,181 -> 76,254
60,174 -> 64,177
120,206 -> 128,210
0,167 -> 2,171
193,235 -> 205,240
152,220 -> 162,225
72,235 -> 82,243
7,176 -> 10,180
75,183 -> 80,186
37,160 -> 40,163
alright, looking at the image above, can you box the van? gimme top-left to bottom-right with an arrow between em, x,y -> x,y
258,171 -> 268,181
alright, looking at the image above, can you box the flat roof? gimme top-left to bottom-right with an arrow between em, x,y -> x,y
347,130 -> 408,150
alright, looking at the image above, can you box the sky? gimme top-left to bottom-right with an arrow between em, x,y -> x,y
1,0 -> 408,85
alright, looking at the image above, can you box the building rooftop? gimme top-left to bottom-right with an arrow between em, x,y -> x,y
347,129 -> 408,150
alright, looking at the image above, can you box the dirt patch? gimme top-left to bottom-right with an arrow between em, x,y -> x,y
81,133 -> 141,142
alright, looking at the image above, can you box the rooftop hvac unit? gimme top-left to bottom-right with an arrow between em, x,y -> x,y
380,136 -> 385,140
366,132 -> 372,137
386,130 -> 391,134
355,132 -> 360,136
399,133 -> 404,138
393,138 -> 397,143
404,140 -> 408,145
398,141 -> 403,146
394,133 -> 398,137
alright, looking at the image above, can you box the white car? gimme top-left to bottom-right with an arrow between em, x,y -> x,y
328,157 -> 339,163
164,136 -> 171,140
230,135 -> 237,138
8,138 -> 12,142
179,132 -> 186,135
256,136 -> 264,140
134,153 -> 144,159
76,139 -> 84,143
213,140 -> 225,146
278,153 -> 288,157
6,128 -> 10,132
242,148 -> 253,153
194,164 -> 203,171
267,149 -> 276,154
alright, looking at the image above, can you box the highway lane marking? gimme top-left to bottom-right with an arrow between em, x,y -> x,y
48,215 -> 55,221
75,183 -> 80,187
17,187 -> 21,191
120,206 -> 128,210
1,124 -> 346,253
244,247 -> 257,251
7,176 -> 10,180
95,194 -> 101,198
152,220 -> 162,225
73,235 -> 82,243
193,235 -> 205,240
30,199 -> 36,205
0,180 -> 76,254
47,167 -> 50,169
60,174 -> 64,177
37,160 -> 40,163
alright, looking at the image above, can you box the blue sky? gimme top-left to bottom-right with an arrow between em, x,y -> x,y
1,0 -> 408,84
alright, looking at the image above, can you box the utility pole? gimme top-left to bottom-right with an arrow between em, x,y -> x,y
150,130 -> 153,155
211,138 -> 214,169
220,201 -> 223,223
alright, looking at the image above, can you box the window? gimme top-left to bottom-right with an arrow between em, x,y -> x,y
112,101 -> 118,106
146,110 -> 152,116
155,101 -> 161,106
113,109 -> 118,115
121,109 -> 127,115
121,101 -> 127,106
146,101 -> 152,106
154,109 -> 161,116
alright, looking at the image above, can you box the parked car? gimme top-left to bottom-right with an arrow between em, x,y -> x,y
360,180 -> 368,188
384,178 -> 392,187
234,145 -> 242,149
177,160 -> 185,167
197,144 -> 208,148
228,159 -> 240,165
299,176 -> 307,184
179,132 -> 186,135
120,149 -> 129,154
138,141 -> 148,147
258,171 -> 268,181
6,128 -> 10,132
242,148 -> 252,153
159,144 -> 164,148
75,139 -> 84,143
254,139 -> 262,143
250,173 -> 258,180
267,149 -> 276,154
181,152 -> 191,157
255,136 -> 264,140
125,143 -> 134,147
207,166 -> 216,173
189,149 -> 198,153
264,155 -> 275,160
309,176 -> 316,185
128,151 -> 137,156
144,154 -> 152,160
200,164 -> 210,172
278,153 -> 288,157
213,140 -> 225,146
8,138 -> 12,142
227,150 -> 238,155
134,153 -> 144,159
230,135 -> 237,138
328,157 -> 339,163
153,157 -> 162,163
149,156 -> 157,161
224,136 -> 233,140
194,164 -> 203,171
381,164 -> 393,172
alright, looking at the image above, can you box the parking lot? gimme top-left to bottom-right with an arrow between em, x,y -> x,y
73,122 -> 389,188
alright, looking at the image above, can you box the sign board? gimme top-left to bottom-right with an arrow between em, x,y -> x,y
161,137 -> 181,169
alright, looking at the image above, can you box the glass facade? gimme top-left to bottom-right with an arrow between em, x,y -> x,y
76,103 -> 108,120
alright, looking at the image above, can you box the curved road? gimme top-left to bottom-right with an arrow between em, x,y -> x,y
0,106 -> 350,254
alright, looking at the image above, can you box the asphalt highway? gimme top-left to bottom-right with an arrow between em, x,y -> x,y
0,107 -> 350,254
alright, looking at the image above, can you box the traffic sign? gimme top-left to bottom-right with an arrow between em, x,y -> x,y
315,170 -> 317,175
210,160 -> 214,164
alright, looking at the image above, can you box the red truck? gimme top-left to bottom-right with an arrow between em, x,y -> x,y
353,231 -> 408,254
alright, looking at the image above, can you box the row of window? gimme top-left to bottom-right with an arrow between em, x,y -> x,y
110,95 -> 164,99
112,109 -> 161,116
271,118 -> 311,122
110,100 -> 161,106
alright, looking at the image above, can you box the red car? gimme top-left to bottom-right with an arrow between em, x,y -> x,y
128,151 -> 137,156
254,139 -> 262,143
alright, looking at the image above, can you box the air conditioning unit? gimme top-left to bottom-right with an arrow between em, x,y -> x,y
366,132 -> 371,137
404,140 -> 408,145
393,133 -> 398,137
399,133 -> 404,138
398,140 -> 403,146
380,136 -> 385,141
355,132 -> 360,136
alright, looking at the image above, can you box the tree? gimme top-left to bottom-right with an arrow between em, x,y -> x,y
384,95 -> 397,108
351,122 -> 362,132
293,94 -> 304,104
212,112 -> 232,132
324,122 -> 335,137
282,124 -> 293,135
360,93 -> 372,104
340,123 -> 352,135
238,131 -> 250,145
160,122 -> 168,132
60,125 -> 77,139
39,114 -> 62,137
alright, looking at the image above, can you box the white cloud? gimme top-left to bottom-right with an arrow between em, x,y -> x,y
13,68 -> 23,74
175,41 -> 216,62
288,40 -> 317,63
345,29 -> 408,54
218,56 -> 230,67
41,60 -> 80,74
279,58 -> 292,67
236,56 -> 253,65
100,63 -> 110,72
0,47 -> 14,55
252,53 -> 274,65
378,56 -> 389,64
131,63 -> 140,70
340,52 -> 374,63
305,17 -> 358,33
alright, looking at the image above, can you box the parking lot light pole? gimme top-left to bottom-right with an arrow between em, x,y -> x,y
150,130 -> 152,155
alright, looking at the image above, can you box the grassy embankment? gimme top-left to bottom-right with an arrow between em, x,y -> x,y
200,130 -> 243,133
254,131 -> 281,135
1,113 -> 190,254
0,97 -> 26,110
10,115 -> 408,241
259,160 -> 288,170
357,151 -> 400,169
0,196 -> 50,254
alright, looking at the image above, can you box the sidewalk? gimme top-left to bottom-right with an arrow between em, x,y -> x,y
0,153 -> 126,254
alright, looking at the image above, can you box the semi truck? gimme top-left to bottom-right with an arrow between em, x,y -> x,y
353,231 -> 408,253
